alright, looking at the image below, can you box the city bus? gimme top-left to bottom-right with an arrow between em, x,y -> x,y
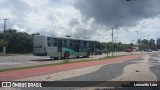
33,35 -> 95,59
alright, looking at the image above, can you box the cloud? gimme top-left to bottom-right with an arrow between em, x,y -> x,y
0,0 -> 160,43
12,25 -> 27,32
0,0 -> 32,19
74,0 -> 160,27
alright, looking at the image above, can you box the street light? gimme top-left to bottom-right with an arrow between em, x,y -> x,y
135,31 -> 139,45
111,25 -> 118,57
3,18 -> 9,54
111,28 -> 114,57
116,26 -> 119,51
135,31 -> 140,51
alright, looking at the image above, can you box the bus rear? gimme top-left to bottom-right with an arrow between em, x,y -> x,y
33,35 -> 47,56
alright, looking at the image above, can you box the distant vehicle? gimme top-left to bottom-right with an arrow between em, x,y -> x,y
155,49 -> 158,51
126,49 -> 132,52
95,49 -> 102,55
147,49 -> 152,52
33,35 -> 96,59
102,49 -> 110,54
144,49 -> 148,51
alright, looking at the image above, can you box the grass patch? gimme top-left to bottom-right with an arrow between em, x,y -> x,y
0,53 -> 16,56
0,55 -> 123,72
61,59 -> 70,64
97,55 -> 122,60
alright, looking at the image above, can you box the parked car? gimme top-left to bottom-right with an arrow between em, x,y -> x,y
102,49 -> 110,54
155,49 -> 158,51
125,49 -> 132,52
144,49 -> 152,52
144,49 -> 148,51
147,49 -> 152,52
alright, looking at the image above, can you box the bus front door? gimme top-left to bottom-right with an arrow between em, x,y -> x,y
57,39 -> 62,58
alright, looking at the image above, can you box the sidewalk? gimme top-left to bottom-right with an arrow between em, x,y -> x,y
0,55 -> 142,81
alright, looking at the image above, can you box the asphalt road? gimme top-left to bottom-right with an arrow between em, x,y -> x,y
51,52 -> 160,90
62,53 -> 160,81
11,52 -> 160,90
0,51 -> 147,69
1,52 -> 160,90
0,54 -> 104,69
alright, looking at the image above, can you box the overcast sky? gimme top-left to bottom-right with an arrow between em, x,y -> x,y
0,0 -> 160,44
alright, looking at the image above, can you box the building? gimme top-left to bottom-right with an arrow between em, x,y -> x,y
157,38 -> 160,49
150,39 -> 155,45
133,45 -> 139,51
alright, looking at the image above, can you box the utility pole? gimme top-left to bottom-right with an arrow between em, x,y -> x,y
131,40 -> 134,55
111,25 -> 118,57
111,28 -> 114,57
136,31 -> 139,51
117,27 -> 119,51
3,18 -> 9,54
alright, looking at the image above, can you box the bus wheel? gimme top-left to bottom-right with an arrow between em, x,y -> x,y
64,52 -> 69,59
50,56 -> 54,59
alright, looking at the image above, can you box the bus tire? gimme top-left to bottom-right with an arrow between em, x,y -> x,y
64,52 -> 69,59
50,56 -> 54,60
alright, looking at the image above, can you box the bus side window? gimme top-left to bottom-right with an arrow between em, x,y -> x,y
47,37 -> 50,41
86,41 -> 89,47
47,37 -> 51,46
80,41 -> 83,47
63,40 -> 66,47
83,41 -> 87,47
50,38 -> 54,47
66,40 -> 70,47
48,43 -> 51,46
54,39 -> 57,46
70,40 -> 73,47
72,41 -> 76,47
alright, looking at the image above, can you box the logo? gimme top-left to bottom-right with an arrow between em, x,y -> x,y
2,82 -> 11,87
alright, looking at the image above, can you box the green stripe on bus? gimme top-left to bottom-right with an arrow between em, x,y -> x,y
63,47 -> 79,56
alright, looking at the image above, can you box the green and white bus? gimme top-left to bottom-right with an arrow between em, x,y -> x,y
33,35 -> 95,59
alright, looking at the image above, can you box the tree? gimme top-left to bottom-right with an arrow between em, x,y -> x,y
94,41 -> 130,51
0,33 -> 3,39
5,29 -> 33,53
95,41 -> 105,50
